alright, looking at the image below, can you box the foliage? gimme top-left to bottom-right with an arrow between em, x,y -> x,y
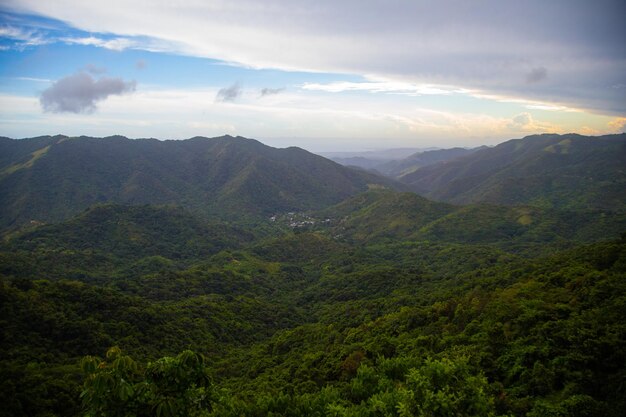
400,133 -> 626,211
0,135 -> 399,231
0,183 -> 624,416
80,347 -> 212,417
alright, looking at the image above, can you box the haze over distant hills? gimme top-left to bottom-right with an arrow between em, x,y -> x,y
375,147 -> 484,178
321,147 -> 443,173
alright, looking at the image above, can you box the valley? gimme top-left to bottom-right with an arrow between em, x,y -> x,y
0,133 -> 625,416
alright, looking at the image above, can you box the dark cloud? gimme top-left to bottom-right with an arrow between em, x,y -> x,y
526,67 -> 547,83
40,72 -> 136,113
260,87 -> 284,97
215,82 -> 241,102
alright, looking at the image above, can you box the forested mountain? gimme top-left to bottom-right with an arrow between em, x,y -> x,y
0,135 -> 401,231
400,133 -> 626,210
1,133 -> 625,417
322,190 -> 626,250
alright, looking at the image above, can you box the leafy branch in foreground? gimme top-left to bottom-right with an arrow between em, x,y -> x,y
80,347 -> 213,417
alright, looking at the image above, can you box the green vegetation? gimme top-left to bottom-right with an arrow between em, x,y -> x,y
0,134 -> 624,416
1,195 -> 625,416
0,135 -> 400,231
80,347 -> 212,417
400,133 -> 626,211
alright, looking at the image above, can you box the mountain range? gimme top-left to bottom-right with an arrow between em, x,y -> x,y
399,133 -> 626,210
0,134 -> 401,231
326,146 -> 480,177
1,131 -> 625,417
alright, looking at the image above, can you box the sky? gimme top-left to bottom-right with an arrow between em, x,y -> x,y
0,0 -> 624,151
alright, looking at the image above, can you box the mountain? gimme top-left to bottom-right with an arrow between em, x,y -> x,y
2,187 -> 625,416
323,156 -> 384,170
0,135 -> 402,231
399,133 -> 626,210
376,146 -> 483,177
319,147 -> 430,161
320,147 -> 434,171
323,147 -> 477,176
320,189 -> 626,250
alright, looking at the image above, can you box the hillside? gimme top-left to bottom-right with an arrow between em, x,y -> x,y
322,190 -> 626,250
375,146 -> 482,177
5,204 -> 254,260
1,134 -> 625,417
1,190 -> 625,416
0,135 -> 401,231
399,133 -> 626,210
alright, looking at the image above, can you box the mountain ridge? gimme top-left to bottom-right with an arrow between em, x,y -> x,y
0,134 -> 403,231
399,133 -> 626,210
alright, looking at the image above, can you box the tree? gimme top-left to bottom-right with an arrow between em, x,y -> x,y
396,357 -> 496,417
80,347 -> 213,417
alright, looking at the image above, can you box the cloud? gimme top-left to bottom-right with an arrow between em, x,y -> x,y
510,112 -> 533,127
40,72 -> 136,113
302,81 -> 460,95
608,117 -> 626,132
135,59 -> 147,70
526,67 -> 547,83
3,0 -> 624,114
215,82 -> 242,102
60,35 -> 136,51
16,76 -> 51,82
0,25 -> 48,48
506,112 -> 561,133
260,87 -> 284,97
84,64 -> 107,74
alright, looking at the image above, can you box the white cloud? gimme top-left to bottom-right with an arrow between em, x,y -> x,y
61,36 -> 136,51
302,81 -> 459,96
16,76 -> 51,83
0,25 -> 49,47
2,0 -> 624,116
0,85 -> 569,149
506,112 -> 562,133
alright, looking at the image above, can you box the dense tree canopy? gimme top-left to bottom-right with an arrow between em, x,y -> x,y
1,194 -> 624,416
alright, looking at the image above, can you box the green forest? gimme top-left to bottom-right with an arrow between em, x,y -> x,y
1,134 -> 625,416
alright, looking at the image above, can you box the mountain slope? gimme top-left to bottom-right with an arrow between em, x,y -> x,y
0,135 -> 402,230
323,190 -> 626,249
4,204 -> 253,261
376,146 -> 482,177
399,133 -> 626,210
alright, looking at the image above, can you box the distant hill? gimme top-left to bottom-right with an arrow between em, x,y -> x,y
376,146 -> 483,177
0,135 -> 402,230
323,147 -> 477,176
323,156 -> 384,170
322,190 -> 626,249
399,133 -> 626,210
320,147 -> 433,171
